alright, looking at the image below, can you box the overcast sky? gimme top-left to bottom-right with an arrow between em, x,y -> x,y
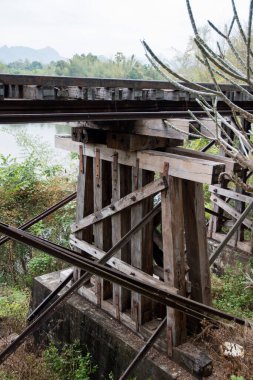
0,0 -> 251,60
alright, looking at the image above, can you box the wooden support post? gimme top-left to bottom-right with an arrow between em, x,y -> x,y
112,153 -> 121,319
111,155 -> 131,317
131,161 -> 154,328
73,146 -> 93,281
235,170 -> 247,243
183,181 -> 211,306
93,151 -> 113,304
161,173 -> 186,355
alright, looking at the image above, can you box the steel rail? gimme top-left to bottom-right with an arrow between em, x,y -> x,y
0,191 -> 77,247
0,221 -> 248,364
119,317 -> 167,380
0,204 -> 161,364
0,110 -> 253,124
27,271 -> 73,322
0,215 -> 248,325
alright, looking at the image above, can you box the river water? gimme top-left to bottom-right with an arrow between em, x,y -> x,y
0,123 -> 72,163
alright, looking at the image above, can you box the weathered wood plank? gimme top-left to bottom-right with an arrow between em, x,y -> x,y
55,138 -> 225,184
111,154 -> 122,318
210,194 -> 253,229
161,175 -> 186,354
69,235 -> 177,294
168,147 -> 241,174
183,181 -> 211,305
107,132 -> 169,151
133,119 -> 190,140
138,150 -> 224,184
71,177 -> 167,233
131,166 -> 154,327
209,185 -> 253,204
73,151 -> 93,281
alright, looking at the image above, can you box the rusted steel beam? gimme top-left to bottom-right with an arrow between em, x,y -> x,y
0,204 -> 161,364
0,212 -> 248,365
119,317 -> 166,380
27,271 -> 74,322
1,110 -> 253,124
0,191 -> 77,247
0,215 -> 248,325
1,99 -> 253,113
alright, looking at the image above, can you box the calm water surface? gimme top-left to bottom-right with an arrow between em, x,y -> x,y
0,123 -> 72,163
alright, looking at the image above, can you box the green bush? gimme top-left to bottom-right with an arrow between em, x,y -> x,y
43,341 -> 97,380
0,131 -> 75,286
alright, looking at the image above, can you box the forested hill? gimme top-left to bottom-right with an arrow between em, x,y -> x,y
0,51 -> 163,80
0,45 -> 61,64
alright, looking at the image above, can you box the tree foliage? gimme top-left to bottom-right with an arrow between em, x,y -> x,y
0,52 -> 163,80
0,131 -> 75,285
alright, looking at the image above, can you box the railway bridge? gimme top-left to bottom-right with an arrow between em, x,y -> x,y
0,74 -> 252,379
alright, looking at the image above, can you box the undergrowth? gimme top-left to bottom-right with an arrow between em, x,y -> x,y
212,263 -> 253,320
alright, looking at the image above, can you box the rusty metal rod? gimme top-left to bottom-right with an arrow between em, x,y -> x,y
0,191 -> 77,247
0,110 -> 253,124
201,140 -> 216,152
27,271 -> 73,322
0,204 -> 161,364
204,207 -> 230,221
0,219 -> 247,365
0,216 -> 248,324
119,317 -> 167,380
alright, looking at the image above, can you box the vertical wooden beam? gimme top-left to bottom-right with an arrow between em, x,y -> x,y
112,154 -> 131,318
93,150 -> 112,305
93,150 -> 103,306
235,170 -> 247,243
73,146 -> 94,281
161,175 -> 186,355
131,161 -> 153,328
112,153 -> 121,319
183,180 -> 211,306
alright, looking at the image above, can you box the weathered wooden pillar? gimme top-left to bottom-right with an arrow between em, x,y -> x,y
161,175 -> 186,355
131,162 -> 154,328
93,150 -> 112,306
73,146 -> 93,281
183,180 -> 211,306
112,155 -> 131,318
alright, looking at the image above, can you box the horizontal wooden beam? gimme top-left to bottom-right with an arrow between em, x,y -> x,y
209,185 -> 253,203
55,136 -> 225,184
168,147 -> 241,174
106,132 -> 169,151
132,119 -> 189,140
72,178 -> 167,233
69,235 -> 177,294
138,150 -> 224,184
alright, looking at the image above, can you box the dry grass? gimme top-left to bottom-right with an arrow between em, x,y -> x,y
191,320 -> 253,379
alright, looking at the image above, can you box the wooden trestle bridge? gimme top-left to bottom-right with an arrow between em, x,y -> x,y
0,74 -> 252,378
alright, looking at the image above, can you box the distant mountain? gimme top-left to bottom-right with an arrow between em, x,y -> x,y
0,45 -> 62,64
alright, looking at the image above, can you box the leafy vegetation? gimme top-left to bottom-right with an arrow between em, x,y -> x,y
43,341 -> 97,380
0,130 -> 75,286
0,52 -> 163,80
212,263 -> 253,319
